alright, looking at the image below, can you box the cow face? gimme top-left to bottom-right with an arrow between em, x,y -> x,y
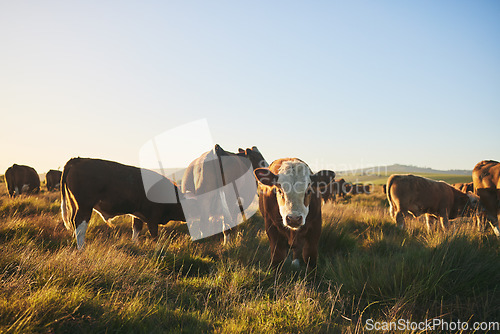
255,161 -> 335,230
467,192 -> 480,205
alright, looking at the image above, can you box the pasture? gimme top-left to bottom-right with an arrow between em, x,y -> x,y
340,172 -> 472,186
0,183 -> 499,333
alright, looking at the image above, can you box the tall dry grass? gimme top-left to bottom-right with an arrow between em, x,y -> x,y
0,186 -> 499,333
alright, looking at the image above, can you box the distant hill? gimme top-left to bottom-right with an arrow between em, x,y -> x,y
337,164 -> 472,177
337,164 -> 472,185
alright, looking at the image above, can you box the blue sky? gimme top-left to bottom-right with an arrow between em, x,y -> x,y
1,1 -> 499,175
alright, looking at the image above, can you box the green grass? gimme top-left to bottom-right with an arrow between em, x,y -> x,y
0,187 -> 499,333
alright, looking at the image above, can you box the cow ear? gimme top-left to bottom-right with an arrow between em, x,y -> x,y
310,170 -> 336,191
238,148 -> 245,153
254,168 -> 278,187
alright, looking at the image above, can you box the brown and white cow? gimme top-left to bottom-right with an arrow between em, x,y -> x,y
181,144 -> 262,244
254,158 -> 335,271
386,174 -> 479,231
4,164 -> 40,197
61,158 -> 186,249
472,160 -> 500,236
45,169 -> 62,191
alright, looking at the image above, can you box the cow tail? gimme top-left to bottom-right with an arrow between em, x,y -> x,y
60,161 -> 74,230
386,175 -> 397,217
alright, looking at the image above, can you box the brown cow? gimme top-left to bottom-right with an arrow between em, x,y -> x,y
254,158 -> 335,271
61,158 -> 186,249
321,178 -> 347,203
472,160 -> 500,236
4,164 -> 40,197
348,183 -> 371,195
181,144 -> 262,244
45,169 -> 62,191
386,174 -> 478,231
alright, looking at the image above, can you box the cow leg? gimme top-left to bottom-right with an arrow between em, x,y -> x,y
21,184 -> 30,194
302,240 -> 319,273
439,215 -> 449,232
146,221 -> 159,239
488,219 -> 500,237
266,225 -> 287,268
220,190 -> 233,245
486,194 -> 500,236
475,212 -> 486,232
270,238 -> 288,268
476,188 -> 500,236
395,211 -> 405,229
73,207 -> 93,250
291,248 -> 302,269
488,191 -> 500,237
425,214 -> 433,232
132,217 -> 143,241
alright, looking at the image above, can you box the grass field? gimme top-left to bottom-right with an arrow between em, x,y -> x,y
340,172 -> 472,186
0,184 -> 499,333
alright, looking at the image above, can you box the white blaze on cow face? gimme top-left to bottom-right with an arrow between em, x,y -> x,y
275,161 -> 312,230
75,221 -> 88,250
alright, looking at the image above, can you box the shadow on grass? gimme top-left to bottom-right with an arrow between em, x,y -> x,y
318,214 -> 500,323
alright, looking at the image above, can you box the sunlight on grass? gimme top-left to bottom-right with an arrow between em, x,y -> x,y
0,187 -> 499,333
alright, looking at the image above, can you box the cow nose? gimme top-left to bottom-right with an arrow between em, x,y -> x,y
286,214 -> 302,228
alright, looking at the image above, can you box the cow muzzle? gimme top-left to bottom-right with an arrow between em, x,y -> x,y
285,214 -> 304,229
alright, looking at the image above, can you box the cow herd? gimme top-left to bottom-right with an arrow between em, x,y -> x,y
3,151 -> 500,270
321,178 -> 371,203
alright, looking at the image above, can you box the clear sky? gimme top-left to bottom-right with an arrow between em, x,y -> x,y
1,1 -> 499,175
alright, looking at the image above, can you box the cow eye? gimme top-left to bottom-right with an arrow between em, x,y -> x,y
276,188 -> 283,196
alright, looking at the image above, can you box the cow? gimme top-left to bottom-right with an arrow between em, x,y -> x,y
321,178 -> 347,203
386,174 -> 479,232
61,158 -> 186,250
181,144 -> 262,244
462,182 -> 474,193
45,169 -> 62,191
4,164 -> 40,197
254,158 -> 335,271
348,183 -> 371,195
452,182 -> 474,193
472,160 -> 500,236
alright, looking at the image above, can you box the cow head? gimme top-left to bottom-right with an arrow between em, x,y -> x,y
238,146 -> 269,169
255,161 -> 335,229
467,192 -> 480,204
452,191 -> 481,219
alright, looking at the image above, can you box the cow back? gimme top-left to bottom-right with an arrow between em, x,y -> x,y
473,160 -> 500,190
